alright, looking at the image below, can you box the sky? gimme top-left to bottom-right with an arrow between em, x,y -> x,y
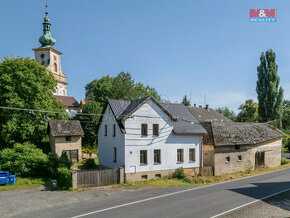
0,0 -> 289,113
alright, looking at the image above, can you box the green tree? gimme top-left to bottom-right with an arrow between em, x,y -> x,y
75,101 -> 102,148
182,95 -> 191,106
85,75 -> 114,108
85,72 -> 161,107
282,100 -> 290,131
236,99 -> 259,122
256,49 -> 284,126
0,57 -> 67,148
216,107 -> 236,121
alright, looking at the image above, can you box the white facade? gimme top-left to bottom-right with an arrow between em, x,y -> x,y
34,47 -> 67,96
98,105 -> 125,169
98,100 -> 202,174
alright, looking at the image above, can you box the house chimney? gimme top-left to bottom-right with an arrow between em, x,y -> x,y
194,103 -> 196,107
205,104 -> 209,110
199,105 -> 202,108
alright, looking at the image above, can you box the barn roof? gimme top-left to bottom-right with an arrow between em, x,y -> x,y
49,120 -> 84,136
211,122 -> 283,146
186,106 -> 284,146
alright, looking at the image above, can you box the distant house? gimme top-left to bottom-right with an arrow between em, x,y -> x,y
187,105 -> 284,175
54,95 -> 81,117
48,120 -> 84,162
98,96 -> 207,182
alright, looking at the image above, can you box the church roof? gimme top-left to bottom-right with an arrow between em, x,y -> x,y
54,96 -> 80,107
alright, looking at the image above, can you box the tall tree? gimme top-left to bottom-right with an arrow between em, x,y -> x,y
216,107 -> 236,121
236,99 -> 259,122
0,57 -> 67,148
74,101 -> 102,148
256,49 -> 284,125
182,95 -> 190,106
85,72 -> 161,107
282,100 -> 290,131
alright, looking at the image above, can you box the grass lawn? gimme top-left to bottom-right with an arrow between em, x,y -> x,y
120,163 -> 290,189
0,177 -> 51,191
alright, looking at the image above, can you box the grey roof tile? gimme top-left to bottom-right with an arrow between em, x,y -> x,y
106,97 -> 207,135
49,120 -> 84,136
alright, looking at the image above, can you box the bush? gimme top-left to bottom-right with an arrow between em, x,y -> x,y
0,142 -> 49,177
181,177 -> 191,183
173,168 -> 186,179
246,161 -> 254,174
59,152 -> 72,169
281,157 -> 290,165
47,153 -> 59,178
81,158 -> 98,169
56,167 -> 71,189
282,134 -> 290,153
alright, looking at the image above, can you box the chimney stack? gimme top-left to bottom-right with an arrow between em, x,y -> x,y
199,105 -> 202,108
205,104 -> 209,110
194,103 -> 196,107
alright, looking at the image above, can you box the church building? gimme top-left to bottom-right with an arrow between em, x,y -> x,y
33,4 -> 80,116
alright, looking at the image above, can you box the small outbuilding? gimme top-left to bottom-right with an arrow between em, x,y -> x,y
48,120 -> 84,162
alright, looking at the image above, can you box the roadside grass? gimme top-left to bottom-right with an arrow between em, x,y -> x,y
0,177 -> 51,191
120,163 -> 290,189
120,177 -> 197,188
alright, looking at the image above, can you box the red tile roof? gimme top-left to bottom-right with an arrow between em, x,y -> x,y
54,95 -> 80,107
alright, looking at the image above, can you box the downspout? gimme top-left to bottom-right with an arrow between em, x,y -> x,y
200,136 -> 203,169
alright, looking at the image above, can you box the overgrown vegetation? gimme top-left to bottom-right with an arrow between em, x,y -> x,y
56,167 -> 71,189
121,163 -> 290,188
0,57 -> 67,148
81,158 -> 98,170
0,142 -> 50,177
282,134 -> 290,153
281,157 -> 290,165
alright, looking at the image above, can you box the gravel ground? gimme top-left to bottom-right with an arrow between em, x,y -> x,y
223,190 -> 290,218
0,185 -> 127,217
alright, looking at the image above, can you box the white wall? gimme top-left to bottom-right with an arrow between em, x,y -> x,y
35,49 -> 67,96
98,105 -> 125,169
124,101 -> 202,173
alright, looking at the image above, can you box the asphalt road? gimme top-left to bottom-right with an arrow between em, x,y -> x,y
15,167 -> 290,218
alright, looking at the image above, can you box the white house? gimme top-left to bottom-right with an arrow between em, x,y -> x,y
98,96 -> 207,182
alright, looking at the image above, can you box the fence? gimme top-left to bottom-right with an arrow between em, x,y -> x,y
72,167 -> 124,188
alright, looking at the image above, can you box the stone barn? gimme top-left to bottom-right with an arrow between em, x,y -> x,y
48,120 -> 84,162
187,105 -> 284,176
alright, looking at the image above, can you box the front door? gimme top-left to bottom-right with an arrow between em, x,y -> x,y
255,151 -> 265,168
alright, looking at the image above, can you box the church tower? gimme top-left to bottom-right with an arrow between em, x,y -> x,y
33,2 -> 67,96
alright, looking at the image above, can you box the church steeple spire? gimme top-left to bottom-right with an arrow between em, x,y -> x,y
39,0 -> 56,48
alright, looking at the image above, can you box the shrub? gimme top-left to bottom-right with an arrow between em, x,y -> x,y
246,161 -> 254,174
181,177 -> 191,183
59,152 -> 72,169
282,134 -> 290,153
281,157 -> 290,165
81,158 -> 98,169
47,153 -> 59,178
56,167 -> 71,189
0,142 -> 49,177
173,167 -> 186,179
